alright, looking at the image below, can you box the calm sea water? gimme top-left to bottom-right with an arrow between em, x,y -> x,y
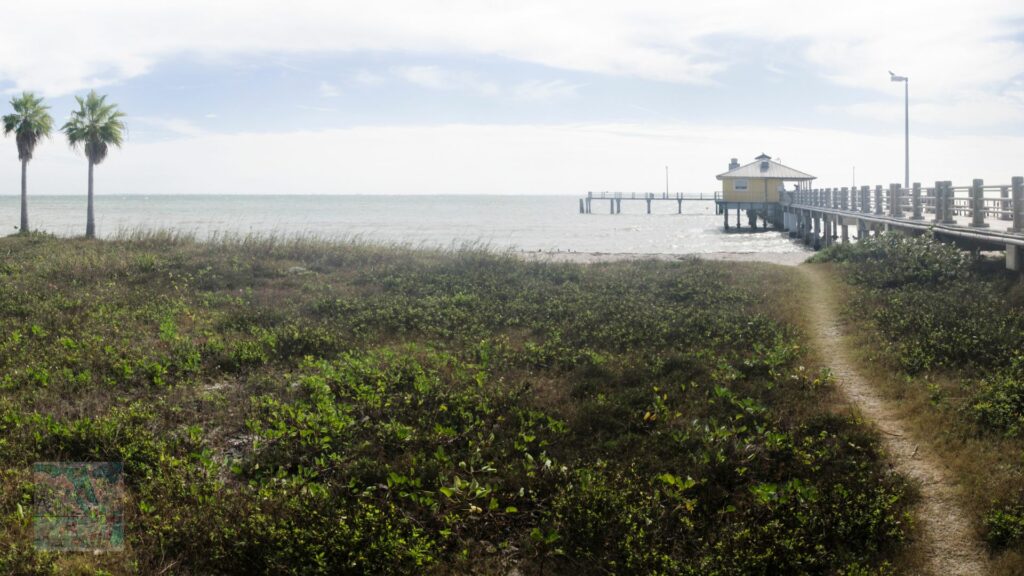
0,195 -> 809,255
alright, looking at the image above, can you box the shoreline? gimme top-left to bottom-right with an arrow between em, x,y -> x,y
516,250 -> 812,267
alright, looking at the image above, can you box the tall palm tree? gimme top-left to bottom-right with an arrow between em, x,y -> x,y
3,92 -> 53,235
62,90 -> 126,239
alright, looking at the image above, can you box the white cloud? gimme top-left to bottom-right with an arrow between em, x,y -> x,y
352,69 -> 385,85
132,116 -> 206,137
296,104 -> 336,113
6,122 -> 1023,197
2,0 -> 1021,99
513,79 -> 581,101
826,91 -> 1024,130
393,65 -> 499,95
318,81 -> 340,98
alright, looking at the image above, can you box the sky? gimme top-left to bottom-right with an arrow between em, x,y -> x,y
1,0 -> 1023,195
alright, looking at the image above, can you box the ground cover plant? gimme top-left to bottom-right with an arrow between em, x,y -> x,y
815,232 -> 1024,571
0,232 -> 910,575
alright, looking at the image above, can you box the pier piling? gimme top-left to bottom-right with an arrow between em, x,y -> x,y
970,179 -> 989,228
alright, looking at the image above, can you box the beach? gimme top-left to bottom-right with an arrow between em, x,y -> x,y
517,249 -> 811,266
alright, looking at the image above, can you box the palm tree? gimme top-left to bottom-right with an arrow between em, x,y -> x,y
62,90 -> 126,239
3,92 -> 53,235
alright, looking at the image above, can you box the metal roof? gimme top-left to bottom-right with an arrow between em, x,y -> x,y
716,157 -> 815,181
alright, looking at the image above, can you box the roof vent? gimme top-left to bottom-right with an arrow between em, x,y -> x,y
755,153 -> 771,161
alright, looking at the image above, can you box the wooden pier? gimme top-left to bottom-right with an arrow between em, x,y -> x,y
774,177 -> 1024,270
580,191 -> 720,214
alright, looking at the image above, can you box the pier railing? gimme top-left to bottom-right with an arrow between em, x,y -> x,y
586,191 -> 720,201
580,190 -> 721,214
786,178 -> 1024,233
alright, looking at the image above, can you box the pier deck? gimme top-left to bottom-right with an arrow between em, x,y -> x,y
580,191 -> 720,214
777,178 -> 1024,269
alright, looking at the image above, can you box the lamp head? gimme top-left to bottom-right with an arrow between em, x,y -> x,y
889,71 -> 908,82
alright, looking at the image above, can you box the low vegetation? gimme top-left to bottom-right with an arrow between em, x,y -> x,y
0,232 -> 909,574
815,232 -> 1024,572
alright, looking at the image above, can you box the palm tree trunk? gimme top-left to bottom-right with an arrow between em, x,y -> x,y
19,159 -> 28,234
86,160 -> 95,238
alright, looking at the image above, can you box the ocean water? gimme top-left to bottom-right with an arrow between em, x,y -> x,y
0,195 -> 809,255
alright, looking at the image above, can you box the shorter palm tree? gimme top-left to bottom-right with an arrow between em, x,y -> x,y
3,92 -> 53,234
62,90 -> 126,238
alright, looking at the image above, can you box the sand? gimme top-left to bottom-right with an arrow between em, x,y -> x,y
516,250 -> 811,267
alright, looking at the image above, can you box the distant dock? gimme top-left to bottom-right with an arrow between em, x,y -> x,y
580,191 -> 721,214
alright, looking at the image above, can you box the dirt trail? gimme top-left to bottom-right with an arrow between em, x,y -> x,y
798,265 -> 988,576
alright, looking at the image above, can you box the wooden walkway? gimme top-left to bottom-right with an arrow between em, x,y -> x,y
777,178 -> 1024,270
581,191 -> 720,214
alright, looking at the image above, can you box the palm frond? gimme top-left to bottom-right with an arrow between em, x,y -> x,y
62,90 -> 126,165
3,92 -> 53,161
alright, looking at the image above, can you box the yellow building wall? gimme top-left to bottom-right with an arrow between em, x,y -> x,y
721,178 -> 783,203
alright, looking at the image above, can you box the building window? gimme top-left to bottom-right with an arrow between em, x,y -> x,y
734,179 -> 748,191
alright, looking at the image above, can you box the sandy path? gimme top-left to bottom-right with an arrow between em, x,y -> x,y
799,265 -> 987,575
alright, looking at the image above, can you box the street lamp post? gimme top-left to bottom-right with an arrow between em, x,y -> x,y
889,71 -> 909,189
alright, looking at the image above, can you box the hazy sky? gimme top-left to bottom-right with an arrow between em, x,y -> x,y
2,0 -> 1023,195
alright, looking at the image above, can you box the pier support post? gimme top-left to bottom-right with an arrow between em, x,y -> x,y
616,199 -> 622,214
841,220 -> 849,243
942,181 -> 957,224
841,187 -> 849,211
1007,244 -> 1024,271
610,199 -> 614,214
579,198 -> 585,214
677,199 -> 682,214
646,198 -> 652,214
889,183 -> 903,217
911,182 -> 923,220
874,185 -> 884,215
724,205 -> 730,230
860,186 -> 870,214
1002,186 -> 1012,220
1011,177 -> 1024,233
933,180 -> 945,223
970,179 -> 989,228
736,207 -> 741,228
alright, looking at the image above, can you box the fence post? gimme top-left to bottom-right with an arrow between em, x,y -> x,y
970,179 -> 989,228
1012,177 -> 1024,233
860,185 -> 870,214
889,183 -> 903,217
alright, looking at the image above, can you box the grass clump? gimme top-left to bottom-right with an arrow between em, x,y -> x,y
0,234 -> 910,574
